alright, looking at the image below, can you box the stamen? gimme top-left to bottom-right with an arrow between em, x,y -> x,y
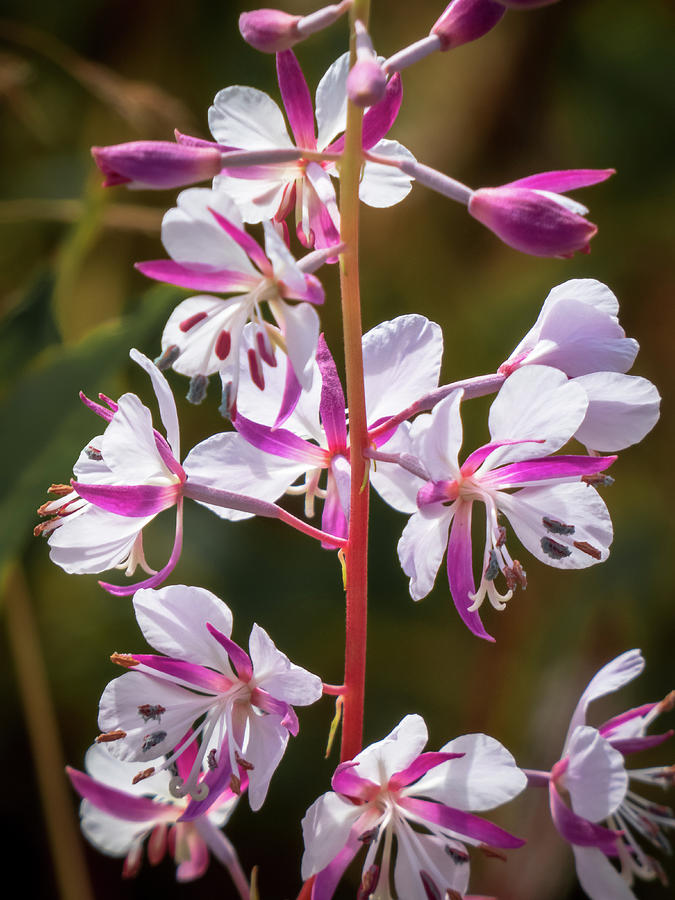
95,729 -> 126,742
132,767 -> 156,784
206,749 -> 218,770
85,446 -> 103,461
541,536 -> 572,560
444,844 -> 469,863
573,540 -> 602,560
496,525 -> 507,547
219,381 -> 235,419
485,549 -> 500,581
48,483 -> 72,496
358,826 -> 380,845
419,871 -> 441,900
235,750 -> 254,772
582,473 -> 615,487
357,865 -> 380,900
187,374 -> 208,405
215,329 -> 232,361
256,330 -> 277,367
137,704 -> 166,723
247,348 -> 265,390
179,311 -> 208,332
141,730 -> 167,753
543,516 -> 575,536
111,652 -> 139,667
229,773 -> 241,794
154,344 -> 180,371
657,691 -> 675,714
504,559 -> 527,591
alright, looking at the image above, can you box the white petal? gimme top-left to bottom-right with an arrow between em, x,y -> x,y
274,299 -> 320,391
101,394 -> 173,484
212,171 -> 292,224
72,436 -> 112,482
249,623 -> 322,705
84,743 -> 172,799
209,86 -> 293,150
370,422 -> 424,515
353,714 -> 429,785
183,432 -> 309,520
301,791 -> 361,878
363,315 -> 443,426
161,188 -> 257,275
315,53 -> 350,150
48,505 -> 151,575
565,726 -> 628,822
398,510 -> 452,601
133,585 -> 233,670
394,829 -> 470,900
573,373 -> 660,451
496,482 -> 613,570
359,139 -> 415,208
129,349 -> 181,459
162,294 -> 250,378
486,366 -> 588,468
263,220 -> 306,294
565,650 -> 644,745
414,392 -> 464,482
80,804 -> 150,857
412,733 -> 526,811
572,846 -> 637,900
244,713 -> 289,811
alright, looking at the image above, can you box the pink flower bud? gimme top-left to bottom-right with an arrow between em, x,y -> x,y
431,0 -> 506,51
238,9 -> 302,53
347,21 -> 386,107
91,141 -> 223,190
467,169 -> 614,258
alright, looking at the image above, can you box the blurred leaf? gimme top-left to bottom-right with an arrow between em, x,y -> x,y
0,269 -> 59,387
0,283 -> 177,582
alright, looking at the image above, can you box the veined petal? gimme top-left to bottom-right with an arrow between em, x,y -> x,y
249,623 -> 322,705
415,391 -> 464,482
245,712 -> 289,811
359,139 -> 415,208
274,299 -> 320,392
209,86 -> 294,150
276,50 -> 316,149
212,169 -> 293,223
315,53 -> 350,150
48,505 -> 152,575
398,508 -> 452,602
101,393 -> 174,484
446,503 -> 494,641
572,845 -> 637,900
388,752 -> 465,792
565,726 -> 628,822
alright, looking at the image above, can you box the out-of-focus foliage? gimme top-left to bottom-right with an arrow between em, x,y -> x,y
1,1 -> 673,898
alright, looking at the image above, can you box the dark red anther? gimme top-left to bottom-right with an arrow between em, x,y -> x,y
96,729 -> 127,742
248,348 -> 265,390
357,865 -> 379,900
179,311 -> 208,332
573,540 -> 602,560
215,329 -> 232,360
132,767 -> 156,784
256,330 -> 277,367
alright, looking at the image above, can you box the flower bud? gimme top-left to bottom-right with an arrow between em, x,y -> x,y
91,141 -> 223,190
347,20 -> 386,107
238,9 -> 302,53
431,0 -> 506,51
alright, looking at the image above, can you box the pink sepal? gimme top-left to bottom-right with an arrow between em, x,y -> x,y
277,50 -> 317,150
79,390 -> 115,422
387,751 -> 465,791
480,454 -> 616,489
281,272 -> 325,305
398,796 -> 526,848
317,336 -> 347,451
507,169 -> 615,192
72,481 -> 181,517
274,362 -> 302,428
233,412 -> 328,465
135,260 -> 261,294
174,129 -> 229,151
610,731 -> 674,756
133,653 -> 233,693
207,207 -> 272,275
206,622 -> 254,681
460,438 -> 545,476
251,687 -> 299,735
598,702 -> 657,737
67,766 -> 175,823
447,502 -> 495,641
549,781 -> 621,854
175,729 -> 200,784
311,831 -> 364,900
327,74 -> 403,154
331,761 -> 379,802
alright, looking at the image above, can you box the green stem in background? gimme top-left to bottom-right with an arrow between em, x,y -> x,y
338,0 -> 371,764
3,565 -> 94,900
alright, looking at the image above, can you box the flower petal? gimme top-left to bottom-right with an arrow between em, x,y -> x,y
399,797 -> 525,848
353,714 -> 429,785
359,139 -> 416,207
574,373 -> 660,452
209,86 -> 293,150
571,846 -> 637,900
398,508 -> 452,602
315,53 -> 350,150
276,50 -> 316,149
565,726 -> 628,822
129,349 -> 182,459
446,503 -> 494,641
249,623 -> 322,705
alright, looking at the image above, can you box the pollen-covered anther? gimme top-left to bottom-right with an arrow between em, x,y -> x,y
137,704 -> 166,723
485,549 -> 501,581
357,865 -> 380,900
187,374 -> 208,405
496,525 -> 507,547
504,559 -> 527,591
582,473 -> 615,487
358,825 -> 380,845
84,446 -> 103,461
179,311 -> 208,332
573,540 -> 602,560
543,516 -> 575,536
141,730 -> 167,753
235,750 -> 254,772
541,536 -> 572,560
229,773 -> 241,794
48,483 -> 72,496
132,767 -> 155,785
95,729 -> 127,743
207,749 -> 218,770
111,652 -> 139,668
154,344 -> 180,371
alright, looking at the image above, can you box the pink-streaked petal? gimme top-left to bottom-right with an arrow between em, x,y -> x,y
317,336 -> 347,451
133,585 -> 234,671
276,50 -> 317,150
388,752 -> 465,792
610,732 -> 674,755
205,623 -> 253,681
233,412 -> 327,465
174,729 -> 199,785
599,703 -> 656,739
447,502 -> 494,641
135,260 -> 260,294
209,85 -> 293,151
305,163 -> 341,239
281,271 -> 325,304
310,835 -> 363,900
481,454 -> 616,490
353,715 -> 430,785
250,688 -> 298,735
179,752 -> 235,822
369,422 -> 422,514
398,508 -> 453,602
571,845 -> 637,900
461,439 -> 545,478
327,72 -> 402,155
565,650 -> 645,747
68,767 -> 175,822
248,623 -> 322,705
212,169 -> 294,223
79,390 -> 115,422
399,797 -> 525,848
565,726 -> 628,822
207,205 -> 272,274
72,482 -> 180,517
101,393 -> 174,485
507,169 -> 615,192
549,783 -> 621,853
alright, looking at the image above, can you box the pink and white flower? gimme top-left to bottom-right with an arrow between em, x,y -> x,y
539,650 -> 675,900
67,743 -> 246,889
301,714 -> 526,899
373,365 -> 616,640
97,584 -> 323,814
202,50 -> 413,247
136,188 -> 324,419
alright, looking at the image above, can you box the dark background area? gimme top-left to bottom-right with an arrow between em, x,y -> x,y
1,1 -> 673,898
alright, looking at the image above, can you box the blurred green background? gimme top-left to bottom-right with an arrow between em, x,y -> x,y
1,0 -> 673,898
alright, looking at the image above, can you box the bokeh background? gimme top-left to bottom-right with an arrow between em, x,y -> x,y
1,0 -> 673,898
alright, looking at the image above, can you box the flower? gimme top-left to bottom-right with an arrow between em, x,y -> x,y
97,584 -> 323,814
91,141 -> 223,190
468,169 -> 615,257
136,187 -> 323,419
202,50 -> 413,247
372,365 -> 616,640
67,743 -> 244,884
545,649 -> 675,900
301,714 -> 526,899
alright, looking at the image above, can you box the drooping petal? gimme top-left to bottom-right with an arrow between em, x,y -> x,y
564,726 -> 628,822
571,846 -> 637,900
71,482 -> 180,518
245,712 -> 289,811
446,502 -> 494,641
359,139 -> 416,207
481,454 -> 615,490
68,767 -> 175,823
411,733 -> 526,811
573,373 -> 660,452
398,508 -> 452,602
549,783 -> 621,854
209,86 -> 294,151
248,623 -> 323,705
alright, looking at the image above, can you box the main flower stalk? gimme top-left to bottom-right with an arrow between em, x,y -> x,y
338,0 -> 371,762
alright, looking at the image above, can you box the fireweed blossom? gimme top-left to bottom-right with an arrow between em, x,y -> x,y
97,585 -> 323,815
301,714 -> 526,899
67,743 -> 246,888
219,314 -> 444,543
199,49 -> 414,247
136,187 -> 324,418
531,650 -> 675,900
372,365 -> 616,640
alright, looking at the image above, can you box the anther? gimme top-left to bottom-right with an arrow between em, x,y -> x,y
419,871 -> 441,900
358,826 -> 380,845
111,652 -> 139,668
215,329 -> 231,361
85,446 -> 103,461
33,522 -> 52,537
48,484 -> 72,496
573,540 -> 602,560
179,311 -> 208,333
582,473 -> 615,487
137,704 -> 166,723
485,549 -> 500,581
229,773 -> 241,794
496,526 -> 507,547
235,750 -> 254,771
207,749 -> 218,770
504,560 -> 527,591
658,691 -> 675,714
247,348 -> 265,390
95,729 -> 126,743
543,516 -> 575,536
141,730 -> 167,753
219,382 -> 235,419
154,344 -> 180,371
357,866 -> 380,900
132,767 -> 156,784
256,330 -> 277,367
187,374 -> 208,405
444,844 -> 469,863
541,536 -> 572,560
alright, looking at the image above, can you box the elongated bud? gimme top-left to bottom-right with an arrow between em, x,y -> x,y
347,20 -> 386,107
91,141 -> 223,190
239,2 -> 352,53
431,0 -> 506,51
